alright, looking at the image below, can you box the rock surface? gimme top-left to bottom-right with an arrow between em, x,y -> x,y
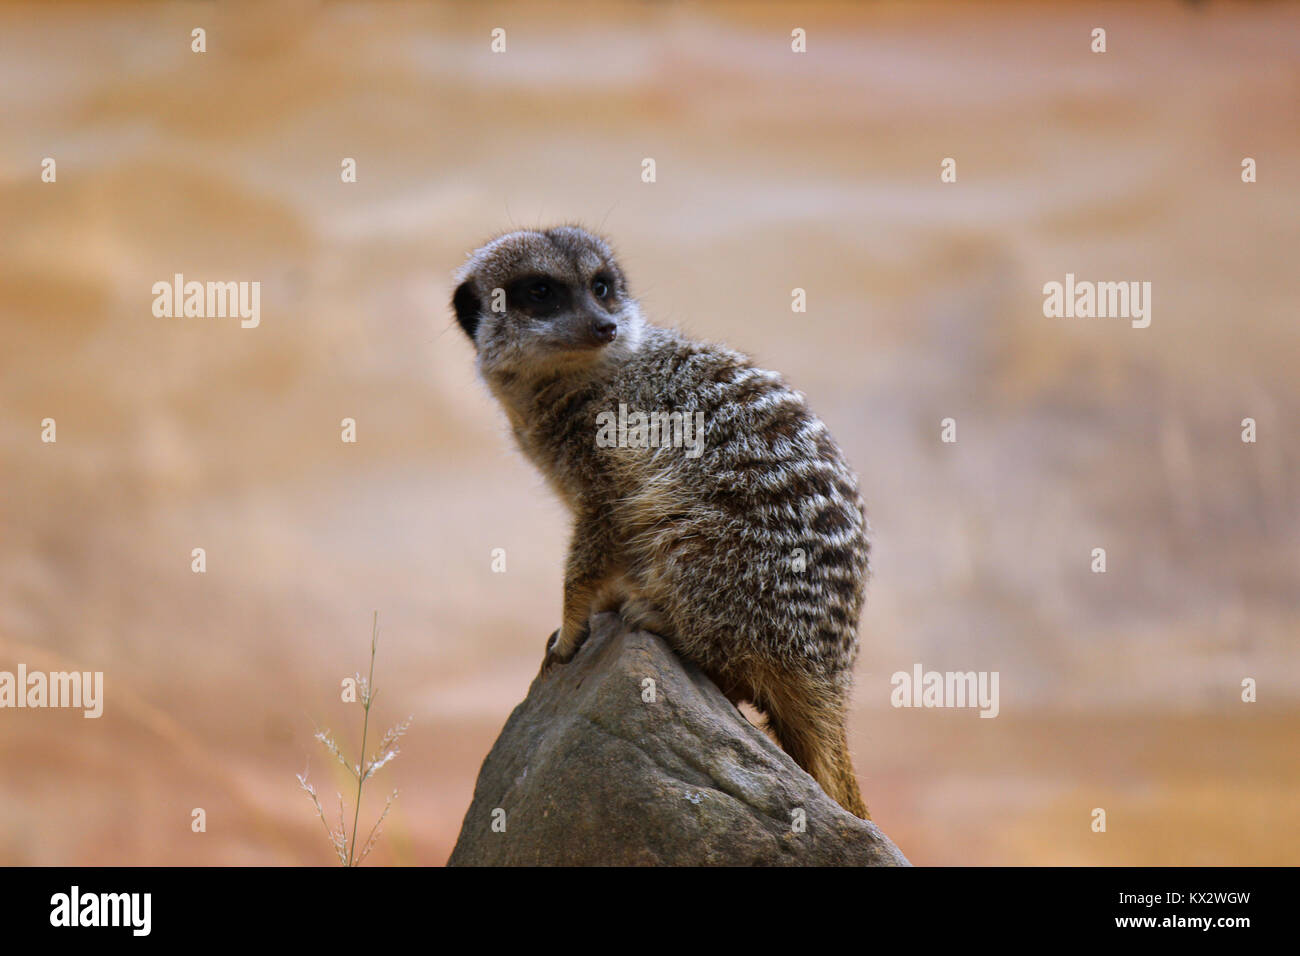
448,613 -> 910,866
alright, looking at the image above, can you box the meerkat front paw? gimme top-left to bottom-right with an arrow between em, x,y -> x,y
540,622 -> 589,673
540,628 -> 563,672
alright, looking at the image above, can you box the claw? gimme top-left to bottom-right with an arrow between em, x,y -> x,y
539,628 -> 565,674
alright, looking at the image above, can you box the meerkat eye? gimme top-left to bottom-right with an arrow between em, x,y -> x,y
528,281 -> 552,302
592,276 -> 612,298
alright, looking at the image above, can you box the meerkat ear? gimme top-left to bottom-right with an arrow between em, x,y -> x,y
452,280 -> 482,340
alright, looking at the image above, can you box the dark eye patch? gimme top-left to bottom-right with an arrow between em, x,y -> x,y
506,274 -> 570,317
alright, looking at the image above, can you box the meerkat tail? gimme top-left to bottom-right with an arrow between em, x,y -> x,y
824,731 -> 871,820
762,681 -> 870,819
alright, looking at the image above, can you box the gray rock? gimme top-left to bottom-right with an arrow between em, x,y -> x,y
448,613 -> 910,866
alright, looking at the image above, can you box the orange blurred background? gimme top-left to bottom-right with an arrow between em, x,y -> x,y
1,0 -> 1297,865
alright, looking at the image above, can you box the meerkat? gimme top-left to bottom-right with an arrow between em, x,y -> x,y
452,226 -> 872,819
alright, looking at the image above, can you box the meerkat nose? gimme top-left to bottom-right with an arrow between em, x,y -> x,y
591,318 -> 618,344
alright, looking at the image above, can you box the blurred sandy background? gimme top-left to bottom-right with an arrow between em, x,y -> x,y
1,0 -> 1297,865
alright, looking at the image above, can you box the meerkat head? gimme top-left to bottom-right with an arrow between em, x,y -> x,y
451,226 -> 646,383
